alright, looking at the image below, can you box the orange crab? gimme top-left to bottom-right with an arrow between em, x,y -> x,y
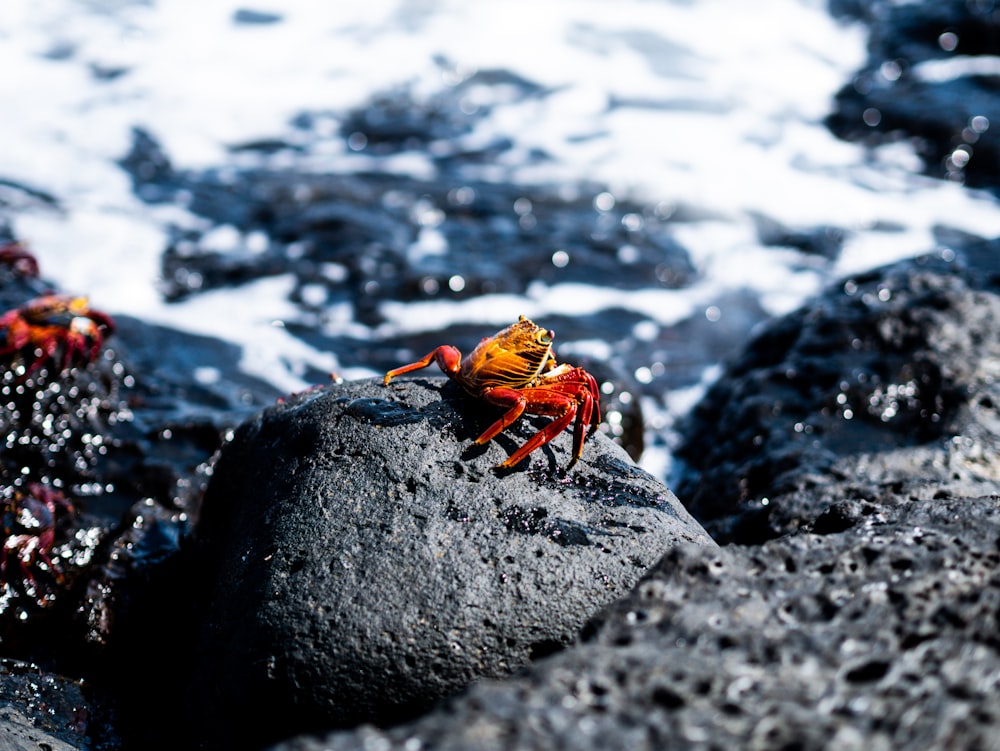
0,294 -> 115,377
384,316 -> 601,469
1,483 -> 74,594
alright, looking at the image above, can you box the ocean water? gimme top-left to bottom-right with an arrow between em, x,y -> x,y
2,0 -> 998,478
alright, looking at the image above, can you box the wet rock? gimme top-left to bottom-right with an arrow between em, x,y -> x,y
191,377 -> 711,748
674,249 -> 1000,542
0,241 -> 286,749
275,494 -> 1000,751
0,658 -> 101,750
232,8 -> 283,25
147,162 -> 696,329
0,277 -> 260,641
120,111 -> 696,337
827,0 -> 1000,192
334,69 -> 539,155
752,213 -> 847,260
0,290 -> 137,631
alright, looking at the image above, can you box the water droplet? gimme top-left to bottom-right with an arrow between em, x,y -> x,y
593,192 -> 615,212
346,131 -> 368,151
617,244 -> 639,264
621,213 -> 644,232
938,31 -> 959,51
862,108 -> 881,127
448,186 -> 475,205
970,115 -> 989,134
948,145 -> 972,169
879,60 -> 901,81
414,201 -> 444,227
513,197 -> 533,215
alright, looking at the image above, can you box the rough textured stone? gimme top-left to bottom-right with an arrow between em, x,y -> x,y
192,376 -> 711,748
273,495 -> 1000,751
0,659 -> 95,751
269,255 -> 1000,751
674,251 -> 1000,542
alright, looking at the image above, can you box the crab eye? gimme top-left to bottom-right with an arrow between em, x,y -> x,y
537,329 -> 553,345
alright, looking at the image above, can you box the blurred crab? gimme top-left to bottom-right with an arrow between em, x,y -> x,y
1,483 -> 74,595
0,241 -> 40,278
384,315 -> 601,469
0,294 -> 114,377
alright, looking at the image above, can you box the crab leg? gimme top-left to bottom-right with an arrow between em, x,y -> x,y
479,386 -> 580,469
383,345 -> 462,384
470,390 -> 523,447
545,367 -> 601,431
572,388 -> 596,460
529,371 -> 600,463
540,381 -> 598,466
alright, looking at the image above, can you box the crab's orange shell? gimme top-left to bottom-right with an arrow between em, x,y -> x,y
458,317 -> 555,391
384,316 -> 600,470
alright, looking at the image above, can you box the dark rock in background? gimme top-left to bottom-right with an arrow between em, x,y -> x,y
191,377 -> 711,749
827,0 -> 1000,192
119,124 -> 698,326
114,69 -> 797,468
753,212 -> 847,260
674,248 -> 1000,543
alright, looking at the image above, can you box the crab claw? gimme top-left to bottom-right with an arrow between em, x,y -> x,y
0,294 -> 114,377
0,483 -> 74,597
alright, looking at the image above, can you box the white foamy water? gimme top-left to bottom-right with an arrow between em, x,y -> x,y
2,0 -> 998,473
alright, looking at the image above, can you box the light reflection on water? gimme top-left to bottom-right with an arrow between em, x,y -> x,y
2,0 -> 999,478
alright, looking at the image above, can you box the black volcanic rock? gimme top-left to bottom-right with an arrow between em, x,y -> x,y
275,494 -> 1000,751
270,253 -> 1000,751
674,250 -> 1000,542
0,659 -> 98,750
191,377 -> 712,749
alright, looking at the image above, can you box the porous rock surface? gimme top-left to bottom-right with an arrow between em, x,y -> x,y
0,659 -> 96,751
271,251 -> 1000,751
278,497 -> 1000,751
675,249 -> 1000,542
191,376 -> 711,748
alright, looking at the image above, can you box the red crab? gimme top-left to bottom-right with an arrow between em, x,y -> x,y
0,241 -> 40,278
384,316 -> 601,469
1,483 -> 74,594
0,294 -> 114,377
